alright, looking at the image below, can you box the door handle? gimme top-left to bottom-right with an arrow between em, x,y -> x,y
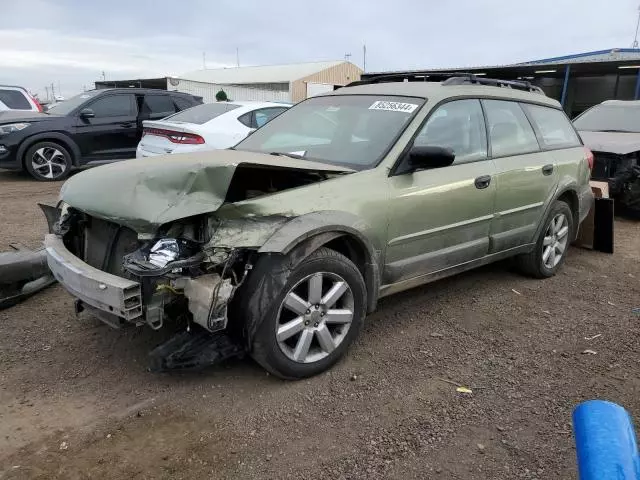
474,175 -> 492,189
542,164 -> 554,176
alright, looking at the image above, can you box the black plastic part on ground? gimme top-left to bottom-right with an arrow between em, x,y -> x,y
148,329 -> 246,372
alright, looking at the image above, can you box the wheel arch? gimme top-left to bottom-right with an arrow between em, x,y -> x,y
18,132 -> 81,168
258,211 -> 382,314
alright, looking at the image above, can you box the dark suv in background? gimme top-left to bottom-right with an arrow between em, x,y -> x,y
0,89 -> 202,180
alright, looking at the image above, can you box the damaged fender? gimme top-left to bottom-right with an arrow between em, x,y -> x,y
221,210 -> 381,349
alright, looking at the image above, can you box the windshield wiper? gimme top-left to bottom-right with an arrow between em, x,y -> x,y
269,151 -> 305,160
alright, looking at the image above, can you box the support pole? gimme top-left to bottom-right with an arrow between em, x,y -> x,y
560,65 -> 571,110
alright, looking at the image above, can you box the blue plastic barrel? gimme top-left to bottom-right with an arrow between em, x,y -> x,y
573,400 -> 640,480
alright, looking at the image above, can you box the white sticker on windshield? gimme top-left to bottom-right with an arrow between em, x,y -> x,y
288,150 -> 306,156
369,101 -> 418,113
326,106 -> 340,112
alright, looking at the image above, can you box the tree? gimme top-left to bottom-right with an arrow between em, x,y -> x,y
215,89 -> 228,102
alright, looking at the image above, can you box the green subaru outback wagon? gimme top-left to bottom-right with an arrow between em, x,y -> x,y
44,74 -> 593,379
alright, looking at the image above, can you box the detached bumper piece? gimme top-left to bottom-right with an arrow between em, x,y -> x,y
44,234 -> 143,323
148,329 -> 245,372
0,245 -> 56,310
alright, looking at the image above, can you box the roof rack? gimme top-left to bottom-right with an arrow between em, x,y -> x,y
442,76 -> 545,94
347,72 -> 545,95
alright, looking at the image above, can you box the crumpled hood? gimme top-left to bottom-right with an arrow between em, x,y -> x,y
60,150 -> 352,234
579,130 -> 640,155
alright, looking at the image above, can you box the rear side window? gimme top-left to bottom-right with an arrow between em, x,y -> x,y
414,99 -> 488,164
239,107 -> 289,129
88,94 -> 135,117
483,100 -> 540,157
0,89 -> 31,110
164,102 -> 240,124
142,95 -> 176,117
255,107 -> 288,127
524,104 -> 581,149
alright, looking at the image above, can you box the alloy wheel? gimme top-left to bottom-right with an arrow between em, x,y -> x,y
31,147 -> 67,179
542,213 -> 569,269
276,272 -> 354,364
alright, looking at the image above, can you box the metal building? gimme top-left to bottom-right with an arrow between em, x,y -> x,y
361,49 -> 640,117
96,61 -> 362,103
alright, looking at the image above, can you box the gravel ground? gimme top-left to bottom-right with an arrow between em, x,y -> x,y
1,169 -> 639,479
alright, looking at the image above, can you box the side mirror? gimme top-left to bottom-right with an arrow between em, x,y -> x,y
79,108 -> 95,119
408,145 -> 455,171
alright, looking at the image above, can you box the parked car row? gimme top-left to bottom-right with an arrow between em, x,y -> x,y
0,87 -> 290,181
43,74 -> 594,378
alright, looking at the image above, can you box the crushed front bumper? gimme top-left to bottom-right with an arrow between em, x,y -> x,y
44,234 -> 143,322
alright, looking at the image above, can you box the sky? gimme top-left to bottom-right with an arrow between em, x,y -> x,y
1,0 -> 639,100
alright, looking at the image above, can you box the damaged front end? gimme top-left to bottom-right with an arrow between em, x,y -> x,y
46,205 -> 257,333
591,151 -> 640,214
43,151 -> 351,369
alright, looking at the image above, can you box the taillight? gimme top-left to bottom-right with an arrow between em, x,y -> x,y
584,147 -> 594,170
143,128 -> 205,145
29,94 -> 43,112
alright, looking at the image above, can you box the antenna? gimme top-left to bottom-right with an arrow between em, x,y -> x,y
633,4 -> 640,48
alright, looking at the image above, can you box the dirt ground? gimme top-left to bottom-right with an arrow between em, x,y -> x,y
0,169 -> 639,479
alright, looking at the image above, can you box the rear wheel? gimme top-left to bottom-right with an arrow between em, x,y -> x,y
516,200 -> 574,278
24,141 -> 72,181
247,247 -> 366,379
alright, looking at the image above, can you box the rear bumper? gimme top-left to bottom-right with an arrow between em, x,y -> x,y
44,234 -> 142,321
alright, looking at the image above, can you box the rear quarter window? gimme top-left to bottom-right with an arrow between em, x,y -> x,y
0,89 -> 32,110
523,104 -> 581,149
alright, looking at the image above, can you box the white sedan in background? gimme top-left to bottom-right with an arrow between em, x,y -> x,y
136,101 -> 290,158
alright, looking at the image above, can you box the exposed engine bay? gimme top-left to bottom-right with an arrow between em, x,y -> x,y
591,151 -> 640,213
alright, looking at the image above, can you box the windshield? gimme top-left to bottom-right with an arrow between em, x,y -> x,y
46,91 -> 100,115
235,95 -> 425,169
573,104 -> 640,133
162,102 -> 240,124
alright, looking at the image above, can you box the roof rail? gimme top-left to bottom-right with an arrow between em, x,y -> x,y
347,72 -> 546,95
442,76 -> 545,94
346,72 -> 475,87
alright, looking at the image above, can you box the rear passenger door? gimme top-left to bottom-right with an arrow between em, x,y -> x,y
483,100 -> 558,252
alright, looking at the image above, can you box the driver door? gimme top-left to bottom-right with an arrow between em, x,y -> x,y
384,99 -> 497,284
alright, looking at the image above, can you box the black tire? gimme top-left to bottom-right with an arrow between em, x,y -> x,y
516,200 -> 574,278
24,141 -> 72,181
243,247 -> 366,380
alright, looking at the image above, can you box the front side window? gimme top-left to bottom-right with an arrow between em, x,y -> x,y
414,99 -> 488,163
524,104 -> 581,149
87,95 -> 135,117
573,104 -> 640,133
483,100 -> 540,157
236,95 -> 425,169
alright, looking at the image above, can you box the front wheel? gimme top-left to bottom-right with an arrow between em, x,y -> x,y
516,200 -> 574,278
247,247 -> 366,380
24,142 -> 72,181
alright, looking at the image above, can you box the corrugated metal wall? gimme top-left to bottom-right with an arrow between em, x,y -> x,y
290,62 -> 363,102
166,78 -> 290,103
